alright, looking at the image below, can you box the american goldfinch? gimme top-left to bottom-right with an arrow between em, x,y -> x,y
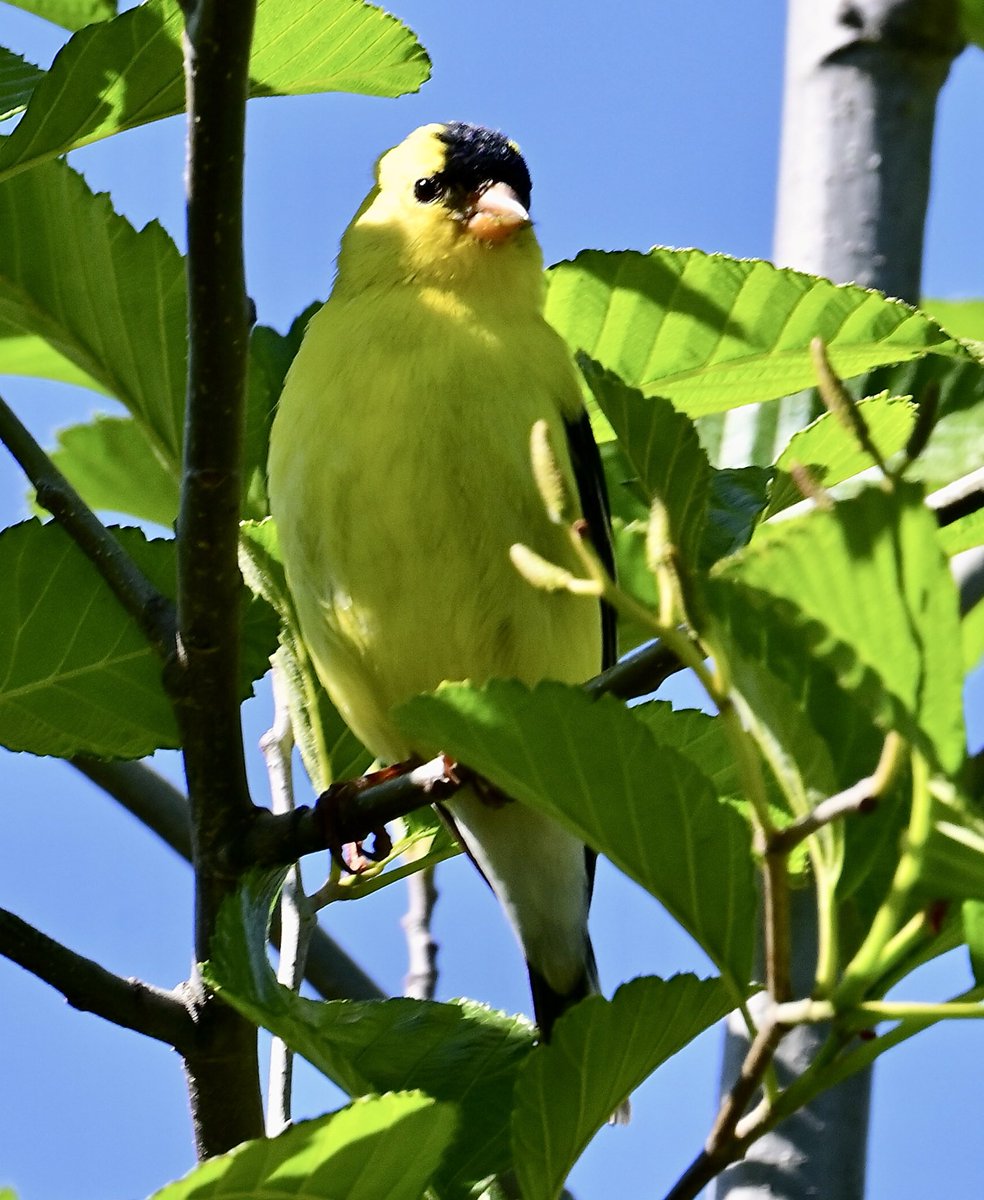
268,122 -> 616,1041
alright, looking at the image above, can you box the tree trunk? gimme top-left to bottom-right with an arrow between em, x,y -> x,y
716,0 -> 964,468
713,2 -> 964,1197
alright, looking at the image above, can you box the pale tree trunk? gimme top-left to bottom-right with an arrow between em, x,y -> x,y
717,0 -> 964,468
713,2 -> 964,1197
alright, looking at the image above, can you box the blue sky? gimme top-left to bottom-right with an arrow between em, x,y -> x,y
1,3 -> 983,1198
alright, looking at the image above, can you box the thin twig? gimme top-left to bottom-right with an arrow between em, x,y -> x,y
262,656 -> 314,1135
0,391 -> 175,656
811,338 -> 889,474
0,906 -> 193,1052
706,1018 -> 786,1152
766,732 -> 902,856
403,866 -> 439,1000
582,636 -> 685,700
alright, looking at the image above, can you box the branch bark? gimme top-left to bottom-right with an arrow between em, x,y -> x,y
173,0 -> 262,1158
0,391 -> 175,656
403,866 -> 439,1000
0,907 -> 193,1052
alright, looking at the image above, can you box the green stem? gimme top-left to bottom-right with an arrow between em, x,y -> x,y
835,750 -> 931,1008
852,997 -> 984,1022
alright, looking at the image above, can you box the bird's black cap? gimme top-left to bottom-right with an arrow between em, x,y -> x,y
438,122 -> 533,213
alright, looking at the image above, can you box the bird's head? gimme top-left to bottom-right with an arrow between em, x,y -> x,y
336,122 -> 544,297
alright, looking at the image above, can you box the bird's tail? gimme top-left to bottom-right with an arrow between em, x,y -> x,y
526,940 -> 632,1125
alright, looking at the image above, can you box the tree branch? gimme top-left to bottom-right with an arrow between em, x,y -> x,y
70,756 -> 385,1001
403,866 -> 439,1000
235,755 -> 463,871
0,906 -> 193,1052
174,0 -> 262,1159
0,390 -> 175,656
233,641 -> 690,872
766,733 -> 902,856
583,634 -> 685,700
928,464 -> 984,528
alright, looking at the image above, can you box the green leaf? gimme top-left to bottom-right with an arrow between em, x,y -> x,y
244,304 -> 319,520
963,900 -> 984,985
827,354 -> 984,490
959,0 -> 984,45
706,580 -> 839,810
0,0 -> 429,180
922,787 -> 984,902
764,394 -> 917,518
396,680 -> 756,990
697,576 -> 903,910
963,597 -> 984,673
47,416 -> 179,527
0,521 -> 276,759
0,327 -> 109,392
239,519 -> 370,789
938,507 -> 984,558
0,156 -> 186,463
327,805 -> 460,901
150,1093 -> 456,1200
630,703 -> 740,796
700,465 -> 772,566
922,298 -> 984,342
722,483 -> 966,774
5,0 -> 114,32
513,975 -> 736,1200
544,249 -> 967,419
205,872 -> 534,1198
578,356 -> 710,565
0,48 -> 45,122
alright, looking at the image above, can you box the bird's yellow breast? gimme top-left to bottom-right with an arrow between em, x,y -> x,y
269,284 -> 601,763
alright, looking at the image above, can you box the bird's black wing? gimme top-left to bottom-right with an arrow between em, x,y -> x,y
563,409 -> 617,670
564,408 -> 617,911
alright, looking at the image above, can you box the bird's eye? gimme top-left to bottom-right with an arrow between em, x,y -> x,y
413,176 -> 445,204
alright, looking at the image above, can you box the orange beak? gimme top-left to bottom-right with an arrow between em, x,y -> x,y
464,181 -> 531,244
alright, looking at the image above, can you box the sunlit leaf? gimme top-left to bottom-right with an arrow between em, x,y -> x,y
720,483 -> 966,774
5,0 -> 114,32
764,394 -> 917,517
920,782 -> 984,903
47,416 -> 179,527
0,0 -> 429,179
938,507 -> 984,558
513,975 -> 735,1200
0,48 -> 45,121
150,1093 -> 455,1200
922,299 -> 984,341
0,157 -> 186,462
397,680 -> 756,990
578,356 -> 710,565
826,354 -> 984,489
205,872 -> 533,1198
0,521 -> 276,759
545,249 -> 967,418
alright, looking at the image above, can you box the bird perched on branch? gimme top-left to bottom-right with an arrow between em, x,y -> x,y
268,122 -> 618,1053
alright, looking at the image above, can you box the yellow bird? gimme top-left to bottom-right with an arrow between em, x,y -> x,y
268,122 -> 616,1043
